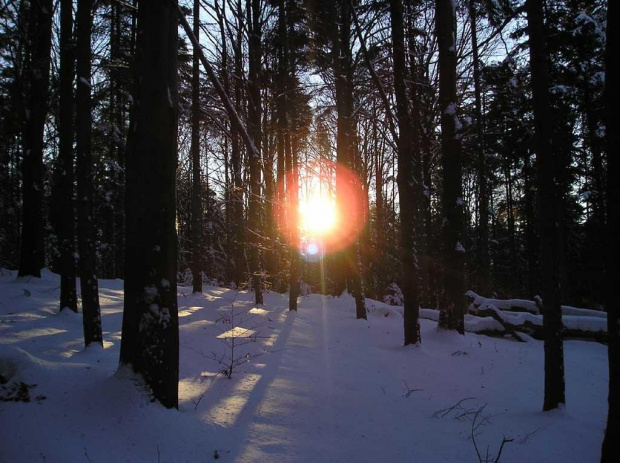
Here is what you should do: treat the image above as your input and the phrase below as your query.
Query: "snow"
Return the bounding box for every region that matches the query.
[444,102,457,116]
[0,270,609,462]
[79,77,91,88]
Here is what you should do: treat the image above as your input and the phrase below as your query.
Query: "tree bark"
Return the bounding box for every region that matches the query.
[247,0,263,305]
[390,0,420,345]
[191,0,202,293]
[525,0,565,411]
[54,0,78,312]
[120,0,179,409]
[76,0,103,347]
[18,0,53,278]
[333,0,366,319]
[602,0,619,458]
[468,0,491,297]
[436,0,465,334]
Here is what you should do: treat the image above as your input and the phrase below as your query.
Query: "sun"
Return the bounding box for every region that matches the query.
[299,193,337,236]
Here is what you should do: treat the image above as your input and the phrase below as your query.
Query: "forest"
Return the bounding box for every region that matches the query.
[0,0,618,461]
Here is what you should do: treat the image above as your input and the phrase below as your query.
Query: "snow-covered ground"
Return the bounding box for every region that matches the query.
[0,270,608,462]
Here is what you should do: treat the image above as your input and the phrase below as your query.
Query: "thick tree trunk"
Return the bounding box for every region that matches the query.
[191,0,202,293]
[54,0,77,312]
[436,0,465,333]
[120,0,179,409]
[76,0,103,347]
[390,0,420,345]
[602,0,619,459]
[525,0,565,411]
[18,0,53,278]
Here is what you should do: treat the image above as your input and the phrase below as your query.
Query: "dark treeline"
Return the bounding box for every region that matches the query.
[0,0,616,456]
[1,0,610,307]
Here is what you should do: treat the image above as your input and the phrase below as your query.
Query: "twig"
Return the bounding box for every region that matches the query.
[402,380,423,398]
[432,397,476,418]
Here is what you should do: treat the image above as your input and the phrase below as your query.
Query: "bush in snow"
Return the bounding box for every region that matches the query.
[298,280,311,297]
[211,294,269,379]
[383,283,404,306]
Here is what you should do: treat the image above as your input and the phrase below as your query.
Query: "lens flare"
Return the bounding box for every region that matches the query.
[306,242,319,255]
[275,160,368,258]
[300,194,337,235]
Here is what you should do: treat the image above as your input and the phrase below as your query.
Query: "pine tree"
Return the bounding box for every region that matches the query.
[190,0,203,294]
[76,0,103,347]
[602,0,619,458]
[390,0,420,344]
[18,0,53,278]
[120,0,179,409]
[525,0,565,411]
[436,0,465,333]
[53,0,78,313]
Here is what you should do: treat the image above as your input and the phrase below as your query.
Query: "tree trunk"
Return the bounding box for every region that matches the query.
[214,0,234,285]
[525,0,565,411]
[120,0,179,409]
[468,0,491,297]
[18,0,53,278]
[279,0,300,311]
[390,0,420,345]
[436,0,465,334]
[247,0,263,305]
[523,151,538,297]
[232,0,245,289]
[76,0,103,347]
[333,0,366,319]
[191,0,202,293]
[54,0,78,312]
[602,0,619,459]
[288,133,300,311]
[110,0,126,279]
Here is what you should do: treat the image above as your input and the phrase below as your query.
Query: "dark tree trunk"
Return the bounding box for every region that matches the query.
[602,0,619,459]
[76,0,103,347]
[214,0,234,284]
[421,127,436,310]
[525,0,565,411]
[120,0,179,409]
[288,135,300,311]
[523,152,538,298]
[232,0,245,289]
[436,0,465,333]
[468,0,491,297]
[276,0,288,293]
[390,0,420,345]
[54,0,78,312]
[18,0,53,278]
[275,0,286,282]
[191,0,202,293]
[374,130,386,299]
[110,0,126,279]
[248,0,263,305]
[279,0,299,311]
[333,0,366,319]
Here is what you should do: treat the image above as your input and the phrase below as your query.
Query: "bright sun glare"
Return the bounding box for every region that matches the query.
[300,194,337,235]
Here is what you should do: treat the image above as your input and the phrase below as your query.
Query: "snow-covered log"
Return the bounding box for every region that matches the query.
[464,292,607,342]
